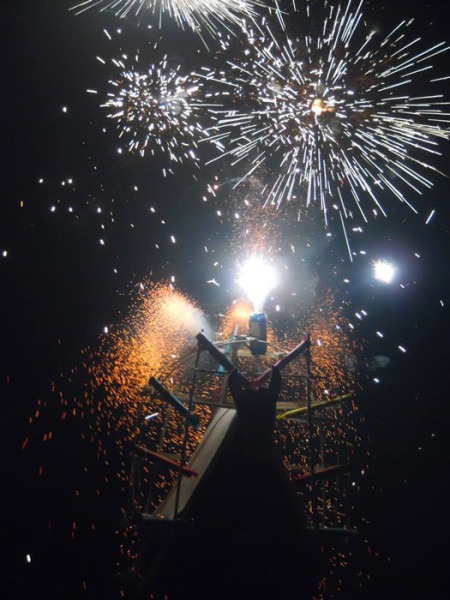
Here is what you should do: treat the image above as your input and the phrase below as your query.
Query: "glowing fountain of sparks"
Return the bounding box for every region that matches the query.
[202,0,450,238]
[86,281,212,453]
[237,255,278,312]
[373,260,396,284]
[71,0,262,40]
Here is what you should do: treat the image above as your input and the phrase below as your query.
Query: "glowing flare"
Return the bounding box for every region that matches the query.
[237,256,277,311]
[373,260,396,284]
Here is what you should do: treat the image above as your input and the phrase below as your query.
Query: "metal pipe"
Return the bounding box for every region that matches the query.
[144,405,170,513]
[196,332,236,371]
[292,463,354,484]
[175,342,202,518]
[189,368,233,375]
[252,337,311,388]
[134,445,198,478]
[306,335,314,480]
[196,331,249,387]
[319,425,326,526]
[145,377,200,430]
[181,398,234,409]
[276,394,352,420]
[126,400,143,519]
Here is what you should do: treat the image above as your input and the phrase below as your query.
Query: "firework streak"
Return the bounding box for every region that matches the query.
[71,0,262,39]
[200,1,450,227]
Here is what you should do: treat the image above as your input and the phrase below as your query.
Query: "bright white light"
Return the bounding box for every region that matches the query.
[374,260,395,284]
[237,256,277,312]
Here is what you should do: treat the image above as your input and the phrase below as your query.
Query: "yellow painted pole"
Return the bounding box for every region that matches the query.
[276,394,352,420]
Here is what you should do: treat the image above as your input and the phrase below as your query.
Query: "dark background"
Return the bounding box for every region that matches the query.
[1,1,449,598]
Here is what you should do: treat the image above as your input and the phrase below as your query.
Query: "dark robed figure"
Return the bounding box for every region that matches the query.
[138,368,318,599]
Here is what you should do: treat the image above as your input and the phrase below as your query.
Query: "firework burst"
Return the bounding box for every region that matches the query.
[103,53,214,167]
[71,0,262,39]
[203,0,450,227]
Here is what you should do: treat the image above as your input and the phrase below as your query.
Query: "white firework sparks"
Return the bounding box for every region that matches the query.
[103,53,213,166]
[201,0,450,226]
[71,0,263,39]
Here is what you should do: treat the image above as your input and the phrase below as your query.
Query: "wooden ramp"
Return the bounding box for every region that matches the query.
[155,406,237,519]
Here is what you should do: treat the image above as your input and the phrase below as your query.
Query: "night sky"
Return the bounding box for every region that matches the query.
[2,1,450,599]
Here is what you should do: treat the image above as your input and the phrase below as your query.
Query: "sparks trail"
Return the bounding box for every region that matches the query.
[71,0,262,40]
[201,0,450,226]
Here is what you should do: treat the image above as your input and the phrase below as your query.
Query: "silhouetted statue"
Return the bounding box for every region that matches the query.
[138,368,319,600]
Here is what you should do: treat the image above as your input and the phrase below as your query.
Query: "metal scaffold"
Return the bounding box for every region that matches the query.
[126,326,359,538]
